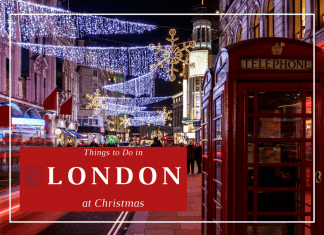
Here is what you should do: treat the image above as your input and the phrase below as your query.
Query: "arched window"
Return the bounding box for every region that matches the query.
[292,0,306,39]
[237,27,243,42]
[267,0,275,37]
[316,0,324,30]
[253,9,260,38]
[230,36,234,45]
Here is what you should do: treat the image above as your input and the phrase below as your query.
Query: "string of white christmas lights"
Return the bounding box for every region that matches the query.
[106,103,147,114]
[128,116,165,127]
[0,0,157,40]
[104,96,171,106]
[103,72,154,97]
[15,42,170,78]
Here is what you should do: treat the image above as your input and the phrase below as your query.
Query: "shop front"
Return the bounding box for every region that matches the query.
[201,38,324,235]
[77,126,101,145]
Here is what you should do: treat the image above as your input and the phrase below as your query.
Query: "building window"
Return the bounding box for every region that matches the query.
[267,0,275,37]
[237,27,243,42]
[206,28,209,42]
[202,27,205,42]
[196,79,200,92]
[196,93,200,108]
[6,58,9,93]
[43,77,46,99]
[316,0,324,30]
[22,78,26,99]
[82,115,88,126]
[197,27,201,42]
[93,70,98,77]
[34,73,37,103]
[93,82,98,92]
[293,0,306,39]
[253,9,260,38]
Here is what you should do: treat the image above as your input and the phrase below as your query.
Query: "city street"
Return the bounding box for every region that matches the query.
[38,212,133,235]
[0,0,323,234]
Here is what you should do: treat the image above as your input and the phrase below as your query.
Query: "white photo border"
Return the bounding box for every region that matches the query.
[9,12,316,224]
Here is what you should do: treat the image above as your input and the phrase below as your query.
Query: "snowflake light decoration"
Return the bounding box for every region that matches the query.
[86,89,109,115]
[149,29,196,82]
[152,130,162,139]
[157,106,172,124]
[119,115,132,128]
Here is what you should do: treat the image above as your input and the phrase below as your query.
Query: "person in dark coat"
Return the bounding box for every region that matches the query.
[90,140,98,147]
[66,142,73,147]
[187,141,196,174]
[195,142,202,174]
[151,137,163,147]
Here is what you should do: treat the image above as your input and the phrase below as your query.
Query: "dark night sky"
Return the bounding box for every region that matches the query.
[57,0,218,97]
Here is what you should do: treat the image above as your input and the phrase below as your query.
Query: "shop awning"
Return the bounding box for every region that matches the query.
[69,130,86,139]
[61,128,75,139]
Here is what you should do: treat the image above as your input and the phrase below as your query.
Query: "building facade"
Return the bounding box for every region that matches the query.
[219,0,324,48]
[181,4,219,143]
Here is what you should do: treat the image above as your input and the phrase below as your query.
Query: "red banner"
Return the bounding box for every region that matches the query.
[44,87,57,111]
[20,147,187,212]
[0,106,10,128]
[59,96,72,115]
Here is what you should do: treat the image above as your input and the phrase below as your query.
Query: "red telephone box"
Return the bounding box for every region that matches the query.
[202,38,324,235]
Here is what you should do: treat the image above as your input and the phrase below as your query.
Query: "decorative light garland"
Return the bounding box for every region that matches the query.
[105,104,147,116]
[104,96,172,106]
[149,29,196,81]
[129,116,165,127]
[15,42,169,78]
[119,114,132,128]
[0,0,157,40]
[103,72,154,97]
[85,89,109,115]
[106,109,160,117]
[157,106,172,124]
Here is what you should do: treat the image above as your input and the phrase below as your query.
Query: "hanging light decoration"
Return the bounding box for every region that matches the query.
[15,42,169,79]
[130,117,165,127]
[157,106,172,124]
[85,89,109,115]
[104,96,172,106]
[119,114,132,128]
[103,72,154,97]
[1,0,157,40]
[149,29,196,81]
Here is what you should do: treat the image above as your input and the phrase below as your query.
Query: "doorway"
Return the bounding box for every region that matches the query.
[237,82,318,235]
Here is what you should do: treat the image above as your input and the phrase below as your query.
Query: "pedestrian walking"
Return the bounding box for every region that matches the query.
[66,142,72,147]
[195,142,202,174]
[151,137,163,147]
[187,141,196,174]
[90,140,98,147]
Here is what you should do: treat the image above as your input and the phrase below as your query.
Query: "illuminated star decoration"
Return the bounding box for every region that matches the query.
[119,115,132,128]
[152,130,162,139]
[149,29,196,82]
[86,89,109,115]
[157,106,172,124]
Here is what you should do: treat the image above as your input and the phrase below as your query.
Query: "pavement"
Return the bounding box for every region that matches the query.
[126,170,202,235]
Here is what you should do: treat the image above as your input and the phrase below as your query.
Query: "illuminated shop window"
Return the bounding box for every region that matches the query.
[237,27,243,42]
[293,0,306,39]
[253,9,260,38]
[267,0,275,37]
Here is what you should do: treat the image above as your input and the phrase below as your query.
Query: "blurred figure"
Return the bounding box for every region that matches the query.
[186,141,196,174]
[66,142,72,147]
[151,137,162,147]
[90,140,98,147]
[195,142,202,174]
[57,142,63,147]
